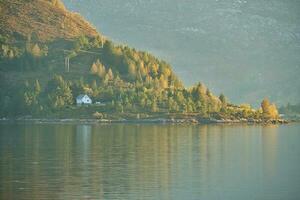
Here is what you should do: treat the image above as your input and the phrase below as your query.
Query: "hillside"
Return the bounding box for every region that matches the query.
[0,0,279,121]
[0,0,98,42]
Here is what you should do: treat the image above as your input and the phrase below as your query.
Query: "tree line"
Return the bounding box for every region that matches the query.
[0,72,279,120]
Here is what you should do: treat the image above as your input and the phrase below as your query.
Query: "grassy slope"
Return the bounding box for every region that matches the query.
[0,0,98,42]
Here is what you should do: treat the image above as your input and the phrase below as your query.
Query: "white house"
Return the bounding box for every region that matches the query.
[76,94,92,105]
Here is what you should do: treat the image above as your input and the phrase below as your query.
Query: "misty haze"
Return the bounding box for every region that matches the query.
[65,0,300,105]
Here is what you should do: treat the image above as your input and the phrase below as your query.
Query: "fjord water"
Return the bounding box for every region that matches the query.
[0,124,300,200]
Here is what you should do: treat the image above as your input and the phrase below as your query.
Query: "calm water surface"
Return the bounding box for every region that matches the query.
[0,123,300,200]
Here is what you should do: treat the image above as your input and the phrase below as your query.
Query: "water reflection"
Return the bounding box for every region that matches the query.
[0,124,299,200]
[262,125,279,179]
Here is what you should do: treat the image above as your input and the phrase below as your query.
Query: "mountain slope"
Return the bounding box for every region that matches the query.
[0,0,98,42]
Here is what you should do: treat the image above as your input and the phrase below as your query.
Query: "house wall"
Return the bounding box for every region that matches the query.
[76,96,92,105]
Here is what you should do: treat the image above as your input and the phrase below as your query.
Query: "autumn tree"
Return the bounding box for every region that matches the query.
[46,75,73,109]
[159,75,168,89]
[90,59,106,78]
[90,62,98,74]
[31,44,42,57]
[107,68,114,80]
[22,79,42,114]
[192,83,206,101]
[261,98,279,119]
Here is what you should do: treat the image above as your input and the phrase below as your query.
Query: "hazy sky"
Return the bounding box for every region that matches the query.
[63,0,300,106]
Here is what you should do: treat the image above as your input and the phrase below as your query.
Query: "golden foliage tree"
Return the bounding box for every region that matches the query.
[90,63,98,74]
[261,98,279,119]
[159,75,168,89]
[90,59,106,78]
[31,44,41,57]
[107,68,114,80]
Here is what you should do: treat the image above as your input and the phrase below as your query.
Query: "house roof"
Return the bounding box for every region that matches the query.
[76,94,90,100]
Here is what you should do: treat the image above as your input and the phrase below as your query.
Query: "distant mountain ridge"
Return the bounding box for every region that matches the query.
[0,0,98,42]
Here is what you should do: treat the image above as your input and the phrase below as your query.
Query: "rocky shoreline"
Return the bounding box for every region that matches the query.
[0,117,291,125]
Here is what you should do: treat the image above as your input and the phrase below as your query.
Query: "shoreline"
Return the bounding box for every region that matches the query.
[0,117,292,125]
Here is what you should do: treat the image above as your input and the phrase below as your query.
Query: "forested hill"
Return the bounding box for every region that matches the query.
[0,0,279,120]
